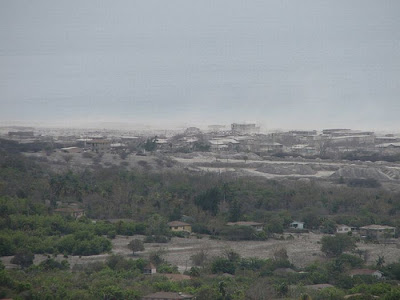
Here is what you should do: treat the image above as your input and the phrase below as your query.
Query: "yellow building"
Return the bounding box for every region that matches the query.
[167,221,192,233]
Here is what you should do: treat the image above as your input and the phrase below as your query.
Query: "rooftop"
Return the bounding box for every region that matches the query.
[167,221,191,227]
[376,142,400,148]
[360,225,395,230]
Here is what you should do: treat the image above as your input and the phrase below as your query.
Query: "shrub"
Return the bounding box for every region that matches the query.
[191,224,211,235]
[321,234,356,257]
[190,250,209,267]
[127,239,144,255]
[11,250,34,268]
[38,258,69,271]
[220,225,257,241]
[211,257,236,274]
[144,235,170,243]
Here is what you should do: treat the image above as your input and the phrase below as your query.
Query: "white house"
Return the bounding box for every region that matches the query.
[290,221,304,230]
[336,224,357,234]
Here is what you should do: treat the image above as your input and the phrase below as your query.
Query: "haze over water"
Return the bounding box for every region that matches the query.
[1,1,400,131]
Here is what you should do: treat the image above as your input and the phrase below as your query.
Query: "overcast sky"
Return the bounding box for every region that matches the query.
[1,1,399,131]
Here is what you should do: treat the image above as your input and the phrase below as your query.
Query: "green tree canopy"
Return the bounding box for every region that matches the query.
[321,234,356,257]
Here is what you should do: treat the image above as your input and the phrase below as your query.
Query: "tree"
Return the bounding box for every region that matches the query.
[190,249,209,267]
[211,257,236,274]
[149,249,166,266]
[303,211,322,230]
[194,187,222,215]
[144,137,157,152]
[224,249,241,263]
[228,199,241,222]
[127,239,144,255]
[321,234,356,257]
[62,154,73,163]
[273,247,289,261]
[317,136,332,158]
[274,282,289,297]
[376,255,385,268]
[220,225,256,241]
[145,214,170,236]
[11,250,34,268]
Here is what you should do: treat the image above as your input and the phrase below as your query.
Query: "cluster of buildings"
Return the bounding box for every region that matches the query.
[156,126,400,158]
[2,125,400,159]
[168,219,396,243]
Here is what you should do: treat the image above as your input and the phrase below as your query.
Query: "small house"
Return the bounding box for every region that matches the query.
[167,221,192,233]
[336,224,357,234]
[290,221,304,230]
[259,142,284,153]
[143,263,157,275]
[142,292,194,300]
[359,225,396,241]
[226,221,264,232]
[61,147,82,154]
[87,139,111,152]
[54,207,85,219]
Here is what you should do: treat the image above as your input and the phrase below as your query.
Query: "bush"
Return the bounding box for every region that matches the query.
[171,231,186,238]
[190,250,208,267]
[189,266,201,277]
[127,239,144,255]
[11,250,34,268]
[347,178,381,188]
[38,258,69,271]
[106,255,139,271]
[238,258,268,271]
[315,287,345,300]
[191,224,211,235]
[321,234,356,257]
[211,257,236,274]
[143,235,170,243]
[382,262,400,280]
[82,152,93,159]
[157,263,178,274]
[220,225,258,241]
[56,234,112,256]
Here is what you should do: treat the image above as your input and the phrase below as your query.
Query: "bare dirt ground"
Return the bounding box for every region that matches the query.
[136,234,400,272]
[3,233,400,272]
[171,154,400,184]
[25,150,400,187]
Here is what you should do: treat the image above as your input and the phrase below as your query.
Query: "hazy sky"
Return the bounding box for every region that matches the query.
[1,1,400,130]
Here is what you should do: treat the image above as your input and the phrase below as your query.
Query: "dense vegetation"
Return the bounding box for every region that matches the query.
[2,144,400,299]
